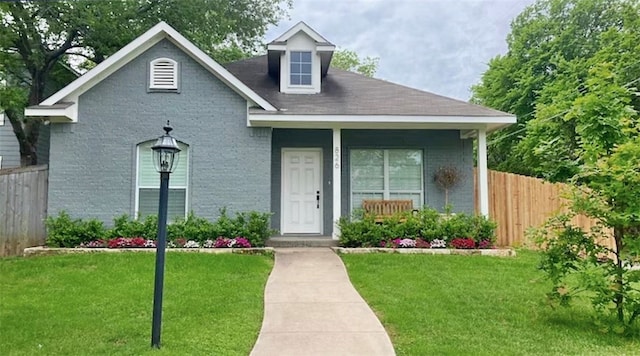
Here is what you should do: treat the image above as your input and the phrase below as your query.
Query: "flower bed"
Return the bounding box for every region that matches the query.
[339,208,498,249]
[78,236,253,249]
[46,209,273,249]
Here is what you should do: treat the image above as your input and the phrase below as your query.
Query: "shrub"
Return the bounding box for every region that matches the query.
[338,207,498,248]
[168,211,216,242]
[46,211,107,247]
[109,214,157,239]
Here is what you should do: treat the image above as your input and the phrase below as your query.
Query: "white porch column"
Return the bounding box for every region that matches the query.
[477,128,490,216]
[332,128,342,239]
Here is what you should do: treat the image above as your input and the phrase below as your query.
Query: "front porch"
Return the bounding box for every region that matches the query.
[269,127,492,240]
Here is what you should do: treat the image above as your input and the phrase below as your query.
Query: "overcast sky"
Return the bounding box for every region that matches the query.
[264,0,536,101]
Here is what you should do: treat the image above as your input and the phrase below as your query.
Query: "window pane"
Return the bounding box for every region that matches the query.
[389,192,421,210]
[290,63,301,74]
[290,75,301,85]
[300,75,312,85]
[139,188,186,221]
[352,192,384,211]
[301,63,312,74]
[351,149,384,190]
[300,51,312,62]
[291,51,301,62]
[389,150,422,190]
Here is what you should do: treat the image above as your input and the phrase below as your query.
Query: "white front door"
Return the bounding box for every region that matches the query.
[282,149,322,234]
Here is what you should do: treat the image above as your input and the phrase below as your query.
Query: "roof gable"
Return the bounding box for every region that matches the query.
[30,22,275,121]
[269,21,333,45]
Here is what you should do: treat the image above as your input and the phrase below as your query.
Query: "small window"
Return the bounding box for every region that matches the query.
[136,141,188,220]
[290,51,312,86]
[149,58,178,90]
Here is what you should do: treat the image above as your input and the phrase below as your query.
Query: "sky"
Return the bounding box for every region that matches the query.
[264,0,536,101]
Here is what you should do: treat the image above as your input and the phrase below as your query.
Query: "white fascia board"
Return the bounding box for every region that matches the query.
[267,44,287,51]
[41,22,276,112]
[0,111,4,126]
[316,45,336,52]
[272,21,330,43]
[248,114,515,132]
[25,102,77,122]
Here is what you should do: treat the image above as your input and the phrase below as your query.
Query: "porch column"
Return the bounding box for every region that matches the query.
[477,128,489,216]
[332,128,342,239]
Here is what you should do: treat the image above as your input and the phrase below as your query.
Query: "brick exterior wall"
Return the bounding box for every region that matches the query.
[47,39,271,224]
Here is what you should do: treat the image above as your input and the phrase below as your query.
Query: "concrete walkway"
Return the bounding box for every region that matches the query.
[250,248,396,356]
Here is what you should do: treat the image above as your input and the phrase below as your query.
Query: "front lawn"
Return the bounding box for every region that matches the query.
[341,250,640,355]
[0,252,273,355]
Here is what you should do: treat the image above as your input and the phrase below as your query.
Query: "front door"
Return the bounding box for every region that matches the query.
[281,148,322,234]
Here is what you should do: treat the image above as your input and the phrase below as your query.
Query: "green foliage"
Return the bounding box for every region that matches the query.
[330,49,379,77]
[471,0,640,180]
[533,212,640,330]
[109,214,158,239]
[338,208,497,247]
[45,209,273,247]
[45,211,106,247]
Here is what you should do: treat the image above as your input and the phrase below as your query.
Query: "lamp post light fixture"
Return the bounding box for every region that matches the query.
[150,121,181,349]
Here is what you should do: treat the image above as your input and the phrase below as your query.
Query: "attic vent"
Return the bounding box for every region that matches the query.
[150,58,178,90]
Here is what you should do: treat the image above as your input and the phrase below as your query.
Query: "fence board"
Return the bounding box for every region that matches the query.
[0,165,48,257]
[475,169,614,249]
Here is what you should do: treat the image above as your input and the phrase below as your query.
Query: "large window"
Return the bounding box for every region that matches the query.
[136,141,188,219]
[290,51,312,85]
[350,149,423,211]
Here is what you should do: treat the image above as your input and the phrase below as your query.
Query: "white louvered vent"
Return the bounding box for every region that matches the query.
[150,58,178,90]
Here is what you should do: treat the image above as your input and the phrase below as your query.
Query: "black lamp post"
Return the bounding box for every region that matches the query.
[150,121,181,349]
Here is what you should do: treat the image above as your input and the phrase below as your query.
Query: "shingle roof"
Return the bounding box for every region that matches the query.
[224,55,512,117]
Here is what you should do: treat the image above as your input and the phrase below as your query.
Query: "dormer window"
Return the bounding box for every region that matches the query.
[290,51,312,86]
[149,58,178,90]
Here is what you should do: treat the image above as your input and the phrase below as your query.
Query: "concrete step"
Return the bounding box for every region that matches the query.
[266,236,339,248]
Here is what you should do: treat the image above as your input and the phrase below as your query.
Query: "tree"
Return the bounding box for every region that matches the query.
[532,63,640,330]
[330,49,379,77]
[484,0,640,331]
[471,0,640,180]
[0,0,290,166]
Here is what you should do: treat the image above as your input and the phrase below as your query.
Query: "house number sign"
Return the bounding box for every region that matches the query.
[334,147,340,169]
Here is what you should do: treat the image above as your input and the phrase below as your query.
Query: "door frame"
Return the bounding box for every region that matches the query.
[280,147,323,234]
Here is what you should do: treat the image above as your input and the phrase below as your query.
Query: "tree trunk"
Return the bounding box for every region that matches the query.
[613,226,625,323]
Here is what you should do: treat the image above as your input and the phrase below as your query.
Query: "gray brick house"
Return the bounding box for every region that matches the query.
[26,22,515,238]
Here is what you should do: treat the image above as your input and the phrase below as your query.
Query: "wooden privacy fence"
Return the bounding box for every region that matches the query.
[475,169,614,248]
[0,165,48,257]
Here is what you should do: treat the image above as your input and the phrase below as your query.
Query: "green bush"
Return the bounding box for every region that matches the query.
[45,209,273,248]
[46,211,106,247]
[109,214,158,239]
[338,207,498,248]
[168,211,216,242]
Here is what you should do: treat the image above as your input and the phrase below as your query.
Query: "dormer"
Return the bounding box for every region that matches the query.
[267,22,335,94]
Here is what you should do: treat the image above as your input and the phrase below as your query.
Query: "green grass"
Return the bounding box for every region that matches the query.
[0,252,273,355]
[341,250,640,355]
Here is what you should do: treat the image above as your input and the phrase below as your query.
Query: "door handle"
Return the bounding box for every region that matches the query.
[316,190,320,209]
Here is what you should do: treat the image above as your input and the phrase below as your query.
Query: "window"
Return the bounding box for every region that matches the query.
[290,51,312,85]
[350,149,423,211]
[149,58,178,90]
[136,141,188,219]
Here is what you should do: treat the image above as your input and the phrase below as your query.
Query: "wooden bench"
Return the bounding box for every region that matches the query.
[362,200,414,222]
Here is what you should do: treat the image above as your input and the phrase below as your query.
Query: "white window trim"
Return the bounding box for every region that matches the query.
[350,149,424,211]
[0,111,5,126]
[289,50,313,87]
[134,141,189,219]
[149,57,178,90]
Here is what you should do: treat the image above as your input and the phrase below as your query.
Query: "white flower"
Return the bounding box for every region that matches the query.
[184,240,200,248]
